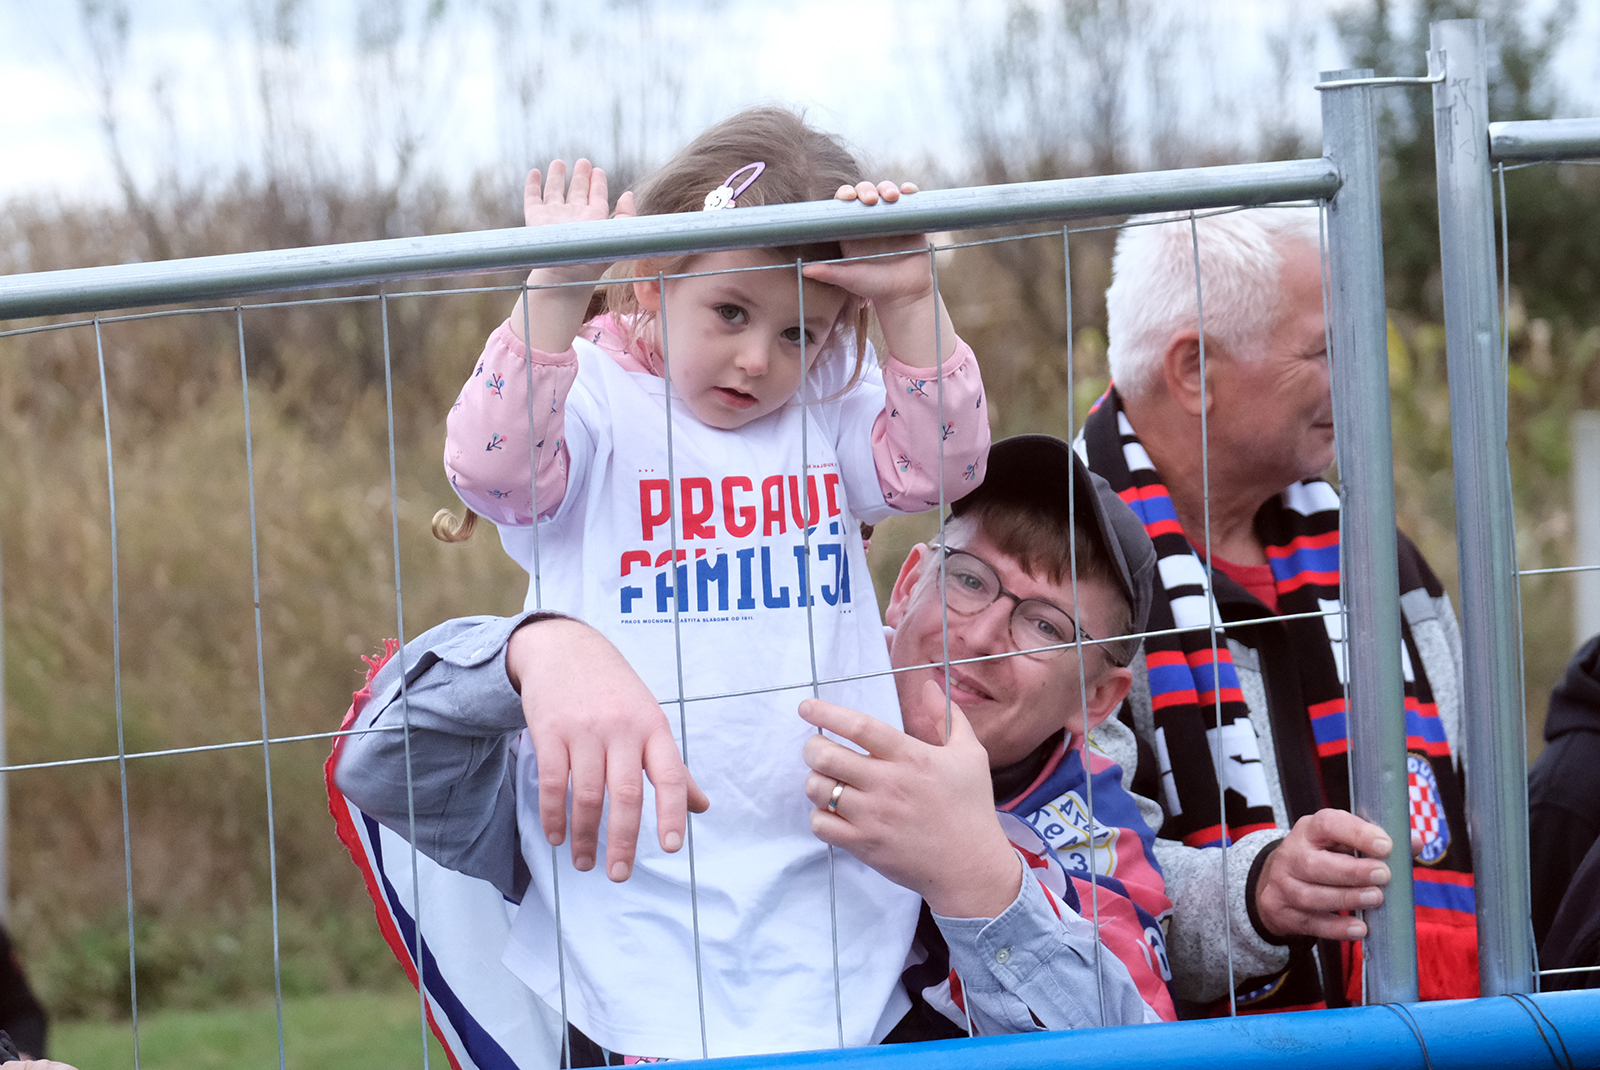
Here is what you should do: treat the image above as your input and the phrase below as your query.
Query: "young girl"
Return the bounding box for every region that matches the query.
[438,107,989,1059]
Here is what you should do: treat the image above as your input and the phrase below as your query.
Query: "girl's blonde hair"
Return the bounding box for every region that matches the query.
[606,105,873,384]
[438,107,876,545]
[432,507,478,543]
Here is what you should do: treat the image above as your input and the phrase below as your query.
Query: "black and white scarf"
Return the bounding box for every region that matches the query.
[1081,387,1477,1009]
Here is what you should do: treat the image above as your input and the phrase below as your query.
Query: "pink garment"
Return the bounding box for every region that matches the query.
[445,314,988,526]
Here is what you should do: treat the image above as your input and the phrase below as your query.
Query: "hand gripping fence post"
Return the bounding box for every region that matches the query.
[1430,18,1536,997]
[1320,67,1419,1004]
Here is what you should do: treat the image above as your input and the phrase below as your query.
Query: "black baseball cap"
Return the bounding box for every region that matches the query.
[950,434,1155,642]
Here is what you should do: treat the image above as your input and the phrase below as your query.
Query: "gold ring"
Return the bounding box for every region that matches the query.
[826,781,846,813]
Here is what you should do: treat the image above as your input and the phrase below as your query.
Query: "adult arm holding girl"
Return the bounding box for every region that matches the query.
[338,435,1176,1046]
[334,612,1171,1038]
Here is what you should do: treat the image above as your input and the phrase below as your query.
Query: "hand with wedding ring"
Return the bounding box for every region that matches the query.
[800,680,1023,919]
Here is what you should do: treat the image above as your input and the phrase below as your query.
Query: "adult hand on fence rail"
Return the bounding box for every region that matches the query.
[510,158,637,353]
[506,616,709,882]
[1254,808,1395,941]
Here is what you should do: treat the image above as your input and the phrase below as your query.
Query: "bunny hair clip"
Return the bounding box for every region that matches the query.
[702,162,766,211]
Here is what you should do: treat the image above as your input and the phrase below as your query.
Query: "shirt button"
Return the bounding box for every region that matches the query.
[995,948,1011,964]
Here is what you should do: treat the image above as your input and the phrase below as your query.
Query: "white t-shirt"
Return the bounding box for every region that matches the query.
[497,337,920,1059]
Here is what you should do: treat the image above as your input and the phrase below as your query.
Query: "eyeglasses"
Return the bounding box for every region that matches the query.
[937,548,1096,660]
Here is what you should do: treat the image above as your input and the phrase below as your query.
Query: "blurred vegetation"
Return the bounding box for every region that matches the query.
[0,186,533,1019]
[1333,0,1600,746]
[2,0,1599,1032]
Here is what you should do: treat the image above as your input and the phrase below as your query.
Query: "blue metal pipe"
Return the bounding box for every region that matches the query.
[672,991,1600,1070]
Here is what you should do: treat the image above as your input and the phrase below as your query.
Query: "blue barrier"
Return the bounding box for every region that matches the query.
[674,991,1600,1070]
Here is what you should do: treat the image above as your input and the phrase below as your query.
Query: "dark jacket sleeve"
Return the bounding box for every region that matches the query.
[0,925,47,1059]
[1529,741,1600,947]
[1539,836,1600,989]
[1529,632,1600,946]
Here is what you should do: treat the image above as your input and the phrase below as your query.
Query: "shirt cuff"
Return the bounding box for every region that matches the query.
[403,611,570,732]
[932,854,1090,996]
[881,336,974,381]
[488,318,580,366]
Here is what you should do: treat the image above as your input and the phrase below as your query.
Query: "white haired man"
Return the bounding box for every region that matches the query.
[1080,209,1477,1013]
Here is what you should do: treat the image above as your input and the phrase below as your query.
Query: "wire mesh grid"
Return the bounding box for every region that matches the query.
[0,139,1563,1066]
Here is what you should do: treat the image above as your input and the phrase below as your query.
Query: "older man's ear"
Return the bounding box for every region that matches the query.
[1161,330,1215,419]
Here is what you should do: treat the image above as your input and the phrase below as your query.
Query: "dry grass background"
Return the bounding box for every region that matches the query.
[0,184,1593,1021]
[0,199,536,1015]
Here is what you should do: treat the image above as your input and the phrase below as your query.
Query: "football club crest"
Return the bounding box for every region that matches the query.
[1407,752,1450,864]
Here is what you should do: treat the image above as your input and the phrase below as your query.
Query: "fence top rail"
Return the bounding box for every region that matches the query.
[0,157,1338,321]
[1490,117,1600,163]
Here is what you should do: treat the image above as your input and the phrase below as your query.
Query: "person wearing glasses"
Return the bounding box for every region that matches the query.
[332,435,1175,1066]
[798,434,1175,1037]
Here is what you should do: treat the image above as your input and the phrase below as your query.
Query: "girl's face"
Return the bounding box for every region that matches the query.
[633,249,851,430]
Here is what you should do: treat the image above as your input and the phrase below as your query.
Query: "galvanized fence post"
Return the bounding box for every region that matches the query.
[1431,17,1535,996]
[1320,67,1419,1004]
[1575,411,1600,644]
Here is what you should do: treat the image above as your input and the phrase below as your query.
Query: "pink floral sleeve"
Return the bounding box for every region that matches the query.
[443,319,577,526]
[873,339,990,512]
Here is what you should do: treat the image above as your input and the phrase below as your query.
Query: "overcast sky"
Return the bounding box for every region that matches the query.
[3,0,1598,205]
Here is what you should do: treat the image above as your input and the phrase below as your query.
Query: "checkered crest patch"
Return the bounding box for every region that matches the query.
[1407,752,1451,864]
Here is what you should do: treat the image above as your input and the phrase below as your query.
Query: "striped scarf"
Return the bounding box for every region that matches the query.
[1081,388,1477,1009]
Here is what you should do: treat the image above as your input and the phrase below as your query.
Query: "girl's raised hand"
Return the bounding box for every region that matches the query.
[809,178,933,307]
[804,230,935,309]
[804,179,956,369]
[511,160,636,349]
[835,179,919,205]
[525,159,637,229]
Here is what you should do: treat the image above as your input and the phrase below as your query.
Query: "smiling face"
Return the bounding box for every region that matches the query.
[632,249,852,430]
[884,518,1133,767]
[1209,240,1335,490]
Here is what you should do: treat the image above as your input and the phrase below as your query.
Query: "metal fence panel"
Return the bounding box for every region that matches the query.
[6,54,1588,1058]
[0,162,1340,319]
